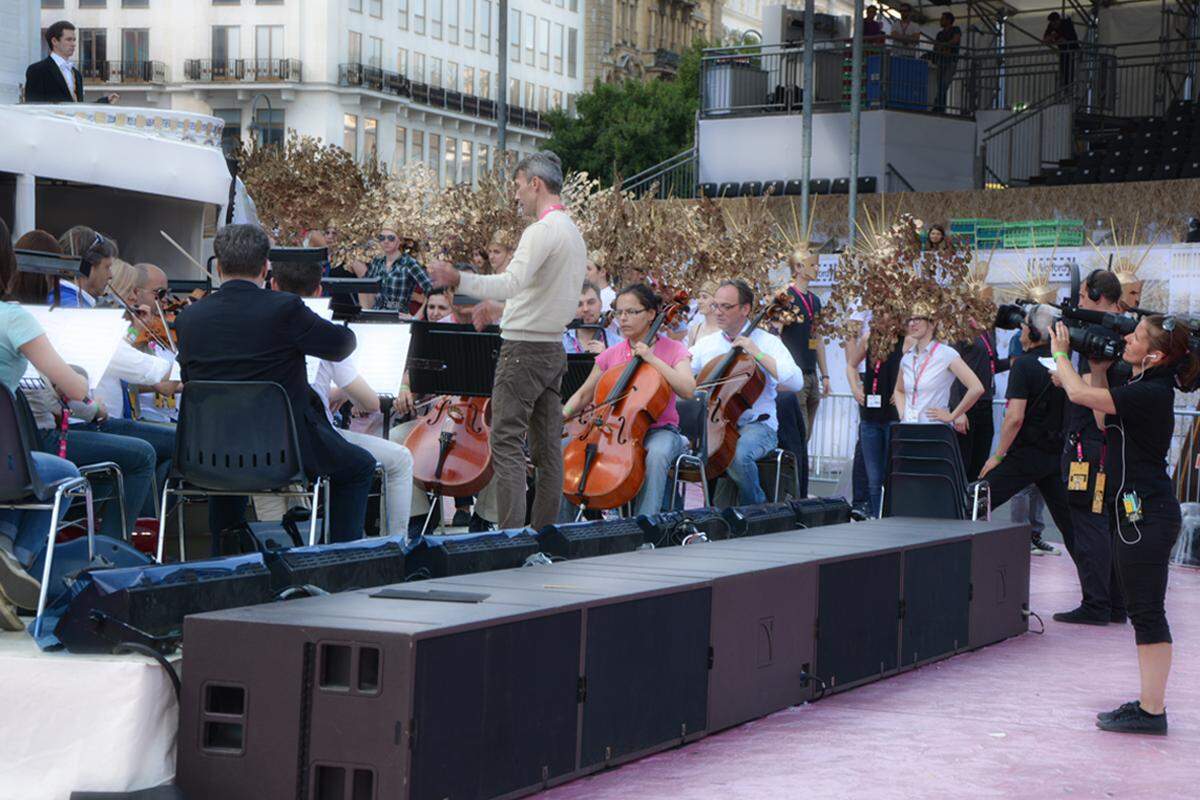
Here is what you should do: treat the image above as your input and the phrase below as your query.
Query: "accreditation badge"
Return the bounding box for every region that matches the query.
[866,394,883,408]
[1092,473,1106,514]
[1067,461,1090,492]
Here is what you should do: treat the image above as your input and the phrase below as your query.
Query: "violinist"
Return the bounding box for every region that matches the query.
[563,284,695,516]
[50,226,116,307]
[691,280,804,505]
[563,282,616,355]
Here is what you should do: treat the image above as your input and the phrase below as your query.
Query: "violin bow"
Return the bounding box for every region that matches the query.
[160,230,219,283]
[104,285,175,354]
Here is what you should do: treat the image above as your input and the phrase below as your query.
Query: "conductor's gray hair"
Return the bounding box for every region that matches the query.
[516,151,564,194]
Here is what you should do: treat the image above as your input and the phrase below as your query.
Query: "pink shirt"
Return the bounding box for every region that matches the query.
[595,335,691,430]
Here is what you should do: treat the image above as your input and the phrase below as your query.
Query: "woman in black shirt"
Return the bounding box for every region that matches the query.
[1050,316,1199,736]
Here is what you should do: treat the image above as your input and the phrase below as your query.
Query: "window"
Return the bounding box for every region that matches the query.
[460,140,473,185]
[214,109,242,156]
[480,1,491,53]
[254,108,284,146]
[255,26,283,63]
[509,9,520,62]
[428,133,441,181]
[79,0,106,7]
[508,77,519,105]
[446,61,458,91]
[368,36,383,68]
[413,52,425,82]
[350,0,362,11]
[463,0,475,48]
[552,89,562,109]
[343,114,358,157]
[431,0,443,39]
[412,129,424,164]
[524,81,534,109]
[446,0,458,45]
[445,136,457,184]
[479,68,490,99]
[539,85,549,112]
[212,26,239,66]
[414,0,426,34]
[398,0,409,30]
[479,143,489,173]
[370,0,383,17]
[430,57,441,87]
[462,65,474,96]
[394,126,407,171]
[553,23,563,74]
[79,29,107,79]
[524,14,535,65]
[567,28,577,78]
[364,118,378,161]
[397,47,408,76]
[348,31,362,63]
[569,0,577,11]
[538,18,550,70]
[567,92,576,115]
[123,29,150,64]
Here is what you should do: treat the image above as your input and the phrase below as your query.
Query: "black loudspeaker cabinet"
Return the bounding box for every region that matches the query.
[815,552,902,690]
[55,555,275,653]
[408,530,541,578]
[637,507,732,546]
[721,503,798,538]
[900,540,972,667]
[537,518,645,560]
[968,522,1031,648]
[262,536,407,594]
[790,497,852,528]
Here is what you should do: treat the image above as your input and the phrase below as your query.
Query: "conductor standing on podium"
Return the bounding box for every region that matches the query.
[428,152,587,530]
[24,21,119,105]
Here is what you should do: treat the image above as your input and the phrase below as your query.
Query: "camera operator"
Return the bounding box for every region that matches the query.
[978,304,1076,550]
[1049,315,1197,735]
[1052,269,1128,627]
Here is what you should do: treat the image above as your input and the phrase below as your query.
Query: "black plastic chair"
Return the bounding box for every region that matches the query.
[669,391,711,510]
[1075,164,1100,183]
[740,181,764,197]
[882,471,963,519]
[888,424,990,519]
[717,182,740,198]
[858,176,878,194]
[0,386,100,638]
[763,179,786,197]
[830,177,850,194]
[784,179,805,195]
[1127,161,1155,181]
[756,447,802,503]
[697,183,718,198]
[1155,161,1183,180]
[1100,162,1128,182]
[811,178,832,195]
[159,381,329,562]
[1183,158,1200,179]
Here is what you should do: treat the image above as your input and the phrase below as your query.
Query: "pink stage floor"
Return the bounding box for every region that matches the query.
[538,554,1200,800]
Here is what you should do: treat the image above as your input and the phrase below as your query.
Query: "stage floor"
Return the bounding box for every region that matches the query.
[0,631,178,799]
[537,555,1200,800]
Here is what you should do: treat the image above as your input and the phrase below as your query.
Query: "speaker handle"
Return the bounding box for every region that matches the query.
[275,584,332,602]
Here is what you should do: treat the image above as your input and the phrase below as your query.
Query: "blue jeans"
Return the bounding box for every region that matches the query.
[727,421,778,505]
[635,427,687,517]
[0,453,80,567]
[859,420,892,518]
[89,418,175,517]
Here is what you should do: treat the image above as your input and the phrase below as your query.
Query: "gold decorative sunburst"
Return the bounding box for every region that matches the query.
[1089,214,1155,310]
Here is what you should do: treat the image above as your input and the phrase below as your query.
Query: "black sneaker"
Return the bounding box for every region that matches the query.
[1052,606,1109,626]
[451,509,472,528]
[1097,701,1140,723]
[1110,610,1128,624]
[467,513,494,533]
[1031,535,1059,555]
[1096,704,1167,735]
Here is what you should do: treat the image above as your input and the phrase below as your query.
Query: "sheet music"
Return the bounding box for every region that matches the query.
[347,322,412,393]
[20,306,128,388]
[303,298,335,384]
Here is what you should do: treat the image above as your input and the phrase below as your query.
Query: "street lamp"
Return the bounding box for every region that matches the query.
[247,92,274,146]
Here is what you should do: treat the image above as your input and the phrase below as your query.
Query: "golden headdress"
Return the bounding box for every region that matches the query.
[1012,259,1058,305]
[1089,216,1154,310]
[776,198,820,273]
[966,249,997,303]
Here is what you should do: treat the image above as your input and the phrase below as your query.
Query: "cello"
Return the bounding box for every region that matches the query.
[693,292,793,479]
[562,292,688,510]
[405,395,493,500]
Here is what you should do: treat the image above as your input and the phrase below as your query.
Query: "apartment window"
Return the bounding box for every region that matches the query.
[479,143,489,172]
[479,68,490,99]
[447,0,458,45]
[368,36,383,68]
[370,0,383,17]
[397,47,408,76]
[431,0,443,39]
[413,52,425,82]
[567,92,576,115]
[508,77,519,105]
[430,57,441,87]
[214,109,242,156]
[539,85,549,112]
[350,0,362,11]
[538,18,550,70]
[212,26,240,66]
[480,1,491,54]
[398,0,409,30]
[343,114,358,158]
[524,14,535,66]
[254,108,285,146]
[509,9,520,62]
[428,133,441,181]
[447,61,458,91]
[553,23,564,74]
[364,118,378,161]
[77,1,104,7]
[412,129,424,164]
[460,140,473,185]
[463,0,475,48]
[524,81,534,109]
[255,26,283,63]
[394,126,407,171]
[462,66,474,96]
[567,28,577,79]
[414,0,426,34]
[79,29,107,79]
[444,136,457,184]
[556,0,564,7]
[348,31,362,63]
[569,0,577,11]
[552,89,562,109]
[122,29,150,64]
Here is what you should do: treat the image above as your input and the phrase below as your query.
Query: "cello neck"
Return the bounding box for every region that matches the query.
[712,306,773,380]
[602,308,670,405]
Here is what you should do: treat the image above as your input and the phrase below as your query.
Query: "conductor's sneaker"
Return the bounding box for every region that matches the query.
[1052,606,1109,626]
[1031,535,1059,555]
[1097,701,1140,723]
[0,548,40,612]
[1096,704,1167,735]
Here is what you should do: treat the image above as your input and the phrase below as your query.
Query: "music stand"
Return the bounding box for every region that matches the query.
[15,250,83,278]
[561,354,595,398]
[168,278,211,294]
[407,321,501,398]
[269,246,328,264]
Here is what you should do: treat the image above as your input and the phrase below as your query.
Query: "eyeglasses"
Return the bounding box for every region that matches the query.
[152,288,168,300]
[712,302,742,312]
[613,308,648,318]
[377,234,398,242]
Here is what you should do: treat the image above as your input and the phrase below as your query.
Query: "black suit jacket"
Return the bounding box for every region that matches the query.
[24,56,111,104]
[175,280,359,477]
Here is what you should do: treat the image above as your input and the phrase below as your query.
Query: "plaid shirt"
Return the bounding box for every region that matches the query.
[366,253,434,311]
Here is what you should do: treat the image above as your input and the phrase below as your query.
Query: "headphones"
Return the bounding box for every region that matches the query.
[67,232,105,278]
[1085,269,1105,303]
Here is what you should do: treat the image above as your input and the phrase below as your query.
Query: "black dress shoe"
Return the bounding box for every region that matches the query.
[451,509,472,528]
[1110,610,1128,624]
[1096,703,1167,735]
[1052,606,1108,625]
[467,513,494,533]
[1097,700,1140,722]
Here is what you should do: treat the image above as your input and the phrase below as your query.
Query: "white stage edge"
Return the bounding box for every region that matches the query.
[0,631,178,799]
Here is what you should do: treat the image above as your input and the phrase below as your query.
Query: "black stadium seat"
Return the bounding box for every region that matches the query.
[1075,164,1100,183]
[1127,162,1155,181]
[830,177,850,194]
[809,178,831,194]
[697,182,718,198]
[858,176,878,193]
[739,181,764,197]
[1100,162,1128,182]
[785,179,805,195]
[763,179,786,197]
[1182,157,1200,179]
[1154,161,1183,180]
[717,182,740,198]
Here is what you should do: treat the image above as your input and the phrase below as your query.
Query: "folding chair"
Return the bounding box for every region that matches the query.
[669,391,711,510]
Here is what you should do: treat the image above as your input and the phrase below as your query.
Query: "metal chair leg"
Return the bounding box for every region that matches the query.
[177,495,186,562]
[772,450,784,503]
[376,464,388,537]
[156,478,171,563]
[420,493,441,538]
[699,464,710,507]
[322,479,332,544]
[307,478,322,546]
[33,478,87,639]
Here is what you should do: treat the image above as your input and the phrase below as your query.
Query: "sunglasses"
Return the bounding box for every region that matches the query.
[377,234,398,242]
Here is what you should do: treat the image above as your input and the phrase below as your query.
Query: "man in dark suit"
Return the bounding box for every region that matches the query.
[175,224,376,549]
[25,20,119,104]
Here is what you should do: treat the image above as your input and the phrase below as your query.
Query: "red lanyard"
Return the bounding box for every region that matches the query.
[870,360,883,395]
[57,396,70,458]
[978,334,996,375]
[791,287,815,319]
[909,343,941,407]
[539,204,566,221]
[1078,439,1107,472]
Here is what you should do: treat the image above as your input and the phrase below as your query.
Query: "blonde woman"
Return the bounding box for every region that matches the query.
[687,281,721,347]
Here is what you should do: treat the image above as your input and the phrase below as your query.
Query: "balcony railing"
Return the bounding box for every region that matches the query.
[337,62,549,132]
[82,60,168,85]
[183,58,303,83]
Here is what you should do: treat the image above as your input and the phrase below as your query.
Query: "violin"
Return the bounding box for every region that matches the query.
[562,291,688,510]
[404,395,493,498]
[692,292,792,479]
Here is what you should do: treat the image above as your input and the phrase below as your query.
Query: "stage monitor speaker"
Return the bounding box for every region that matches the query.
[721,503,797,538]
[54,554,275,653]
[537,518,645,560]
[790,497,852,529]
[407,529,541,578]
[816,553,902,691]
[262,536,407,594]
[968,524,1032,649]
[901,540,972,667]
[637,507,732,546]
[70,789,186,800]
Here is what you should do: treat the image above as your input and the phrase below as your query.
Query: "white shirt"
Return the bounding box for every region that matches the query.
[898,340,960,423]
[691,327,804,431]
[50,52,76,99]
[94,340,178,417]
[599,285,617,312]
[311,353,361,426]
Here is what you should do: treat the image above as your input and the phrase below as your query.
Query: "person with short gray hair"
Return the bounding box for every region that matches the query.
[515,151,564,194]
[213,224,271,279]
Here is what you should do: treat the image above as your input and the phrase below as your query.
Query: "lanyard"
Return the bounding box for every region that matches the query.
[791,287,815,319]
[978,334,996,375]
[539,204,566,221]
[909,342,941,408]
[871,360,883,395]
[1078,438,1107,472]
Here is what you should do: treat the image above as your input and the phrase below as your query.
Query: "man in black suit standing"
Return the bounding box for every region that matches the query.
[175,224,376,549]
[25,20,119,104]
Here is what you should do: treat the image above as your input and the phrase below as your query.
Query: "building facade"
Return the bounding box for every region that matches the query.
[2,0,40,104]
[36,0,586,186]
[583,0,723,87]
